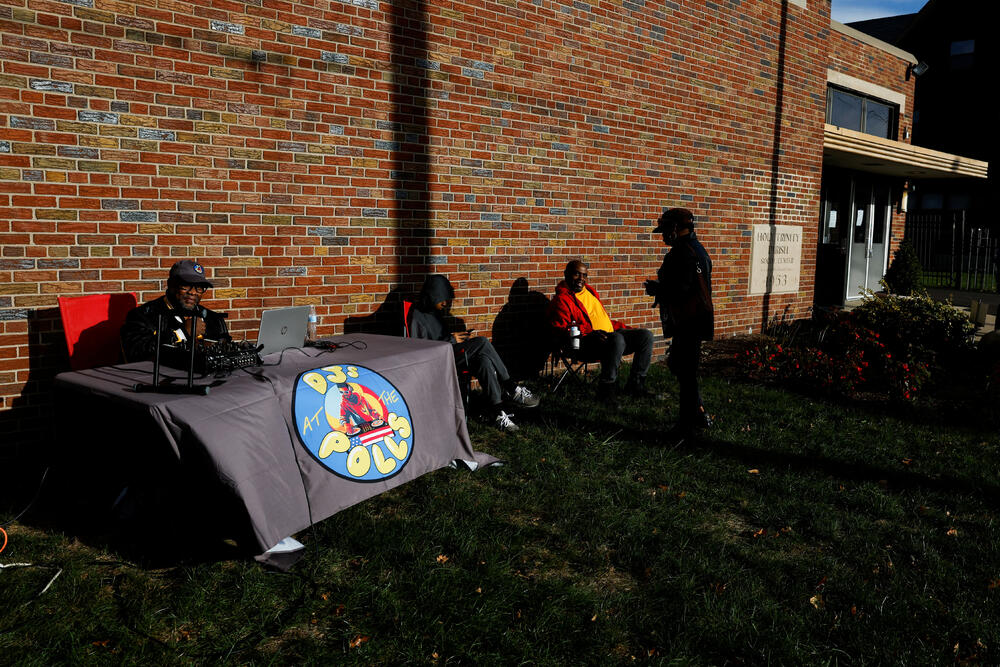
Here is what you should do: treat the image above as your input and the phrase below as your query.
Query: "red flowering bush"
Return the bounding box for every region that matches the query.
[737,298,943,401]
[738,341,865,396]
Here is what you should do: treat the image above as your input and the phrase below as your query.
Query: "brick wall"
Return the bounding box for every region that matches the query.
[1,0,832,452]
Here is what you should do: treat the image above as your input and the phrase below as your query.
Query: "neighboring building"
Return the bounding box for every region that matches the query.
[892,0,994,223]
[0,0,986,452]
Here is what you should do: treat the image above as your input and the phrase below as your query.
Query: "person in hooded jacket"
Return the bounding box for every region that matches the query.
[645,207,714,442]
[409,275,539,432]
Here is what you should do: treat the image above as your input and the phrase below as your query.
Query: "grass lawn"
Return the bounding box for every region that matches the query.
[921,272,997,294]
[2,355,999,665]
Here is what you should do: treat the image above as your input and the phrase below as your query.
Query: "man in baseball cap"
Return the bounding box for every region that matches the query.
[120,260,230,362]
[645,207,714,443]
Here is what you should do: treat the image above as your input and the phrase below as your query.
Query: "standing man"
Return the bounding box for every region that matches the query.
[645,208,714,440]
[548,259,654,399]
[120,259,230,362]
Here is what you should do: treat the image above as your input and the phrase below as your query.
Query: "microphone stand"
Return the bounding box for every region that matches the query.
[152,311,163,387]
[187,310,198,390]
[133,309,210,395]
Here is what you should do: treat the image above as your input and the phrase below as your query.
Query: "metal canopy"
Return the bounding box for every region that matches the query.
[823,124,989,180]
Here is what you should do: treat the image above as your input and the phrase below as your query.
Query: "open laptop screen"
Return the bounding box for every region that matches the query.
[256,306,310,355]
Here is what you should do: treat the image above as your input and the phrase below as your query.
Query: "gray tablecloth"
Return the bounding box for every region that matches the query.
[54,334,497,567]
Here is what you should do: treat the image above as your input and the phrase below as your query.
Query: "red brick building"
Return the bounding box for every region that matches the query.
[0,0,985,452]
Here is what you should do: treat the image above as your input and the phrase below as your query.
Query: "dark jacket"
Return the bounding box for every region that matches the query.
[409,275,457,342]
[120,295,230,362]
[547,282,626,336]
[656,232,714,340]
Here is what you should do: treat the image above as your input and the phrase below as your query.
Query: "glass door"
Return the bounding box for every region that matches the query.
[846,179,892,299]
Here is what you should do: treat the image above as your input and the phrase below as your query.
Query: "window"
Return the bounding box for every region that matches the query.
[826,86,897,139]
[950,39,974,70]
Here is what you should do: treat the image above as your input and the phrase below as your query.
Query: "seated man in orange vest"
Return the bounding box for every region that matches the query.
[548,259,654,399]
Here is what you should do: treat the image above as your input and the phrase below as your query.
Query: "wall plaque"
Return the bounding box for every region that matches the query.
[749,224,802,295]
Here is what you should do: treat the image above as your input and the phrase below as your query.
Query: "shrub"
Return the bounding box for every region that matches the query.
[882,241,924,296]
[851,290,974,361]
[738,293,970,401]
[738,319,931,401]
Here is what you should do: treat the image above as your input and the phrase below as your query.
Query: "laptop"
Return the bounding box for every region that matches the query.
[256,306,311,355]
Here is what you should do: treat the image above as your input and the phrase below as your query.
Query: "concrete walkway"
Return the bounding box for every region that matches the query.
[926,287,998,339]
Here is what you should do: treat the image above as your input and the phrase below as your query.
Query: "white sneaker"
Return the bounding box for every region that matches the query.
[495,410,519,432]
[508,385,540,408]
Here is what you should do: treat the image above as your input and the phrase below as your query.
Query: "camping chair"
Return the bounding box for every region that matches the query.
[58,293,138,370]
[548,329,646,394]
[403,300,472,406]
[548,331,594,393]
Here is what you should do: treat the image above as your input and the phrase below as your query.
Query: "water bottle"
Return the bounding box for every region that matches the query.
[307,305,318,343]
[569,322,580,350]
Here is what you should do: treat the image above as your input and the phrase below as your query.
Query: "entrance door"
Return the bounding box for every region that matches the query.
[845,179,891,299]
[867,185,891,289]
[815,172,852,305]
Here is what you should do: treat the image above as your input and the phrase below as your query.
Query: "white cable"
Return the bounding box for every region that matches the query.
[39,569,63,595]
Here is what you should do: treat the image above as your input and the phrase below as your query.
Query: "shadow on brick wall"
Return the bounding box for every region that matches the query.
[0,306,66,525]
[492,278,552,380]
[761,0,790,330]
[343,286,409,336]
[387,0,435,289]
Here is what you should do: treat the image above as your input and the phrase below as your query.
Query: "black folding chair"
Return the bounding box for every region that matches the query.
[548,333,594,393]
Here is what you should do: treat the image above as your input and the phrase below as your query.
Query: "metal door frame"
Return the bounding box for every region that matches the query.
[844,178,891,300]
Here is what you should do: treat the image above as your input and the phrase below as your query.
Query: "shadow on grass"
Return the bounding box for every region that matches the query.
[534,399,1000,510]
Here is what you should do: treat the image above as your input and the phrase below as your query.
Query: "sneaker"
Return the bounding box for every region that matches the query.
[495,410,519,432]
[507,384,540,408]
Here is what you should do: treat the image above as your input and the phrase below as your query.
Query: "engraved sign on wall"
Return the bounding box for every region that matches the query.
[749,224,802,295]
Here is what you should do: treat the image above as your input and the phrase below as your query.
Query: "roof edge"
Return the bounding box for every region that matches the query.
[831,19,918,64]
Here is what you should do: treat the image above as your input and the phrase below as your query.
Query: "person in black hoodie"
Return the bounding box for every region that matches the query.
[645,208,714,442]
[410,275,539,431]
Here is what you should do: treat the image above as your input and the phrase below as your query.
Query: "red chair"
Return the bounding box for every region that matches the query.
[58,293,138,370]
[402,299,414,337]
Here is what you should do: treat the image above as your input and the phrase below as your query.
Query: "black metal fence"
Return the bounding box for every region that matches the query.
[905,211,998,292]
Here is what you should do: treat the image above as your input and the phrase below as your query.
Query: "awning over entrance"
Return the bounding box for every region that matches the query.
[823,124,989,180]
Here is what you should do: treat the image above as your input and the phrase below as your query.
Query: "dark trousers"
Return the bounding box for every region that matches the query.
[667,333,704,427]
[579,328,654,384]
[455,336,510,406]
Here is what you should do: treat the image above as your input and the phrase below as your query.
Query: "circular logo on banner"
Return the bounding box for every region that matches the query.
[293,364,414,482]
